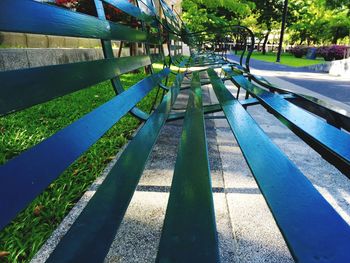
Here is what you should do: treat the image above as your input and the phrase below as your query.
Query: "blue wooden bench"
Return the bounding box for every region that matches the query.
[1,0,350,262]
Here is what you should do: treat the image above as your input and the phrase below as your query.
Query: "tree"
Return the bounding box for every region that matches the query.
[253,0,283,54]
[288,0,350,45]
[181,0,254,43]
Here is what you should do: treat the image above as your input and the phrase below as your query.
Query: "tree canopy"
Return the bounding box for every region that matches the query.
[181,0,350,46]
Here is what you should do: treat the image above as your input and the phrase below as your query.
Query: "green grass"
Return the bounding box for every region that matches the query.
[0,44,25,48]
[238,51,325,67]
[0,64,175,262]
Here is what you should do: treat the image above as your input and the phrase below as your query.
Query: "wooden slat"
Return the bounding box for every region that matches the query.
[167,104,222,122]
[0,55,152,116]
[160,0,178,22]
[224,67,350,177]
[138,0,159,16]
[247,72,350,132]
[157,72,219,262]
[208,68,350,263]
[46,73,184,263]
[0,0,158,43]
[0,68,170,232]
[150,53,164,63]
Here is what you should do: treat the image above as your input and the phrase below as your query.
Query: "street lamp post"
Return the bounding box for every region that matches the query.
[276,0,288,63]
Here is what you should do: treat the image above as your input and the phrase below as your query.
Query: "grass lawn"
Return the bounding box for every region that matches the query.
[0,62,176,262]
[237,51,325,67]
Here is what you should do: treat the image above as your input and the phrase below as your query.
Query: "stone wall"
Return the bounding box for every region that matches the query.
[306,57,350,77]
[0,48,131,71]
[0,32,101,48]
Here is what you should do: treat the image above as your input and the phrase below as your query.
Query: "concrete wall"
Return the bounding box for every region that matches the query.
[0,48,133,71]
[0,32,101,48]
[307,57,350,77]
[329,57,350,77]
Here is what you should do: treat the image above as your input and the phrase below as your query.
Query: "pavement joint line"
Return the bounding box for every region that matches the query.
[205,74,240,261]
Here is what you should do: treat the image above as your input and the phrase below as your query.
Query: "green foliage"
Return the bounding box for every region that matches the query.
[181,0,350,48]
[253,0,283,30]
[325,0,350,9]
[182,0,254,41]
[239,51,325,67]
[288,0,350,45]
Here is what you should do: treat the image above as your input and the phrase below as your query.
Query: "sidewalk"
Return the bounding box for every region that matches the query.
[227,54,350,107]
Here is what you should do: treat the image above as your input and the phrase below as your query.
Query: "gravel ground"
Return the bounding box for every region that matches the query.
[31,71,350,263]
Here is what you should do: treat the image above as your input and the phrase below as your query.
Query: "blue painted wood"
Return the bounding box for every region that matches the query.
[0,56,152,116]
[0,68,170,231]
[0,0,157,43]
[157,72,219,262]
[208,68,350,263]
[46,73,184,263]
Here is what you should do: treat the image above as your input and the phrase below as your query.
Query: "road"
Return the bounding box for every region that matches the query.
[227,54,350,106]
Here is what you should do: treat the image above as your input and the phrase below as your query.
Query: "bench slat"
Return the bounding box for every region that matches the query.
[160,0,178,22]
[208,68,350,263]
[224,67,350,177]
[0,55,152,116]
[0,0,157,43]
[0,68,170,231]
[46,73,185,263]
[167,103,222,121]
[157,72,220,262]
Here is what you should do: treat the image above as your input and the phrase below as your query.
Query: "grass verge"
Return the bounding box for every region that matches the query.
[238,51,325,67]
[0,63,177,262]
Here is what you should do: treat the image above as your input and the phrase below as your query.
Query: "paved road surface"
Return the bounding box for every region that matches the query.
[228,54,350,106]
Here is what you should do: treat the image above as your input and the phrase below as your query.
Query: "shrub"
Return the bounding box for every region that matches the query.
[317,45,348,61]
[54,0,137,25]
[290,46,308,58]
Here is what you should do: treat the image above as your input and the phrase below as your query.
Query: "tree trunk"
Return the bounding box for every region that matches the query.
[332,30,339,44]
[262,29,270,55]
[257,38,263,52]
[130,43,140,73]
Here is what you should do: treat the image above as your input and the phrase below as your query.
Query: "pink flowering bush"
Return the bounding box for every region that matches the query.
[290,46,308,58]
[317,45,348,61]
[54,0,138,25]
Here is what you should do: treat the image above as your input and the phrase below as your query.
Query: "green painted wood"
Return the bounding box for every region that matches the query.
[0,56,152,116]
[0,0,159,44]
[223,67,350,177]
[94,0,151,121]
[208,68,350,263]
[46,73,184,263]
[0,68,171,232]
[167,104,222,121]
[246,72,350,132]
[157,72,219,263]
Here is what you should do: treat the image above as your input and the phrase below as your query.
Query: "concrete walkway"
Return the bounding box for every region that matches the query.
[32,70,350,263]
[228,54,350,106]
